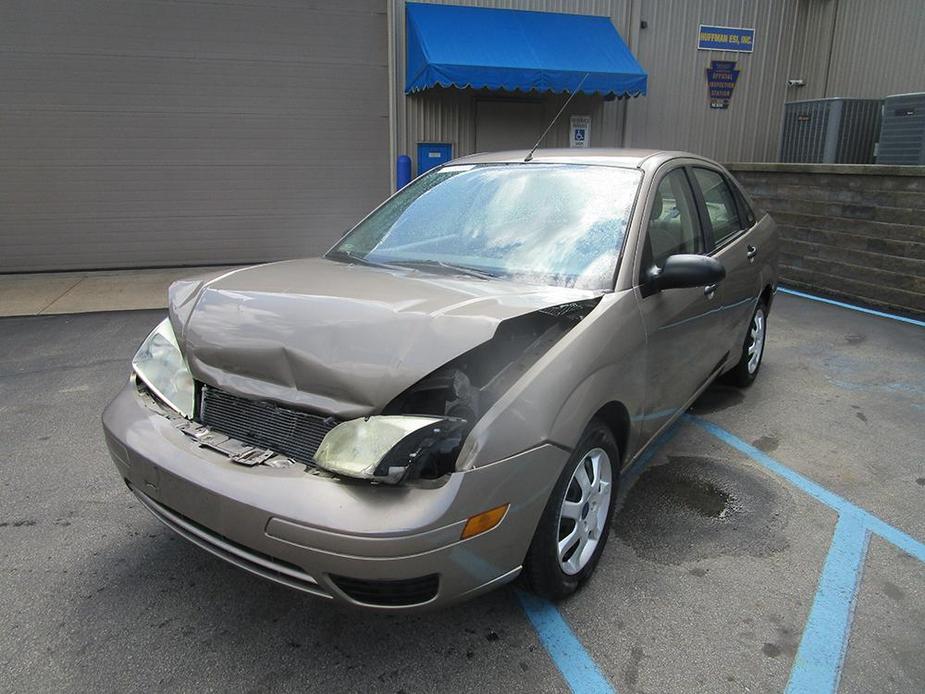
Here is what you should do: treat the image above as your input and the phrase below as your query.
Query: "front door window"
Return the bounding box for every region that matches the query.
[641,169,702,279]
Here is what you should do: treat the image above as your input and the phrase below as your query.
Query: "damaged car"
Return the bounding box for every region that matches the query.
[102,149,778,610]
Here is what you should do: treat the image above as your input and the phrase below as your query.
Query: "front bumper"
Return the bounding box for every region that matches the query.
[102,382,567,611]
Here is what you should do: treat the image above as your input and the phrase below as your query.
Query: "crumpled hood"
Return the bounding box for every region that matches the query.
[169,257,602,419]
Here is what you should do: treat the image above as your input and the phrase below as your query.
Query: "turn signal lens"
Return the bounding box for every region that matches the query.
[461,504,509,540]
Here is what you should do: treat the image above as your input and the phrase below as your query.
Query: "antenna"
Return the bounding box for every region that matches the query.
[524,72,590,162]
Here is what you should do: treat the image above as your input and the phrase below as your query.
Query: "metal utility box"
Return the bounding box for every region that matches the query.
[876,92,925,165]
[779,98,882,164]
[417,143,453,175]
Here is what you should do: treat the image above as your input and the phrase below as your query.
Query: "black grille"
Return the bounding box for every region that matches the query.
[198,385,338,464]
[330,574,440,607]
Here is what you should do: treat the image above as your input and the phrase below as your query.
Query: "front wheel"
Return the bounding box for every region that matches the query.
[522,420,619,600]
[724,301,767,387]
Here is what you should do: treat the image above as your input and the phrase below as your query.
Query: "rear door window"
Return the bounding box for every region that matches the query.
[691,168,742,246]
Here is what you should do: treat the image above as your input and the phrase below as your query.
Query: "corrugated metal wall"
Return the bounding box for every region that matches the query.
[1,0,390,272]
[789,0,925,100]
[622,0,804,162]
[390,0,811,168]
[822,0,925,99]
[389,0,925,172]
[388,0,634,180]
[389,0,816,168]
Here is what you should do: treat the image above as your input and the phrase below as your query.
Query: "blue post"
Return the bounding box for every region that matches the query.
[396,155,412,189]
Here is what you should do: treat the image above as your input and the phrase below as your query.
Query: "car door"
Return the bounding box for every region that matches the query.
[689,166,760,356]
[635,166,729,441]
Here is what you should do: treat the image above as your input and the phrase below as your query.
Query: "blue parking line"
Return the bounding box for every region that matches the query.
[512,421,686,694]
[621,419,683,489]
[778,287,925,328]
[688,416,852,511]
[854,512,925,564]
[516,589,615,694]
[513,421,685,694]
[785,515,870,694]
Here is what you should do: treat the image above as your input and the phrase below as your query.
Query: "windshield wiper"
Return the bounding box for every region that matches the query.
[328,250,405,271]
[399,259,500,280]
[330,252,500,280]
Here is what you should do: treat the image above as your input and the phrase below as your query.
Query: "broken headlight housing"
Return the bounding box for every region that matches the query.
[314,415,466,485]
[132,318,195,418]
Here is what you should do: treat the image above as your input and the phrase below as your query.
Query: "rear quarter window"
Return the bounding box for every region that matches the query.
[731,181,757,227]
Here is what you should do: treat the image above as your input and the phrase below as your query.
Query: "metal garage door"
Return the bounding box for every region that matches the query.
[0,0,389,272]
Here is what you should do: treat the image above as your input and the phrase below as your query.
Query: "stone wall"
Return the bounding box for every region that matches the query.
[726,163,925,317]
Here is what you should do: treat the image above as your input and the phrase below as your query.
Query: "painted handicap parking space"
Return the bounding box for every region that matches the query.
[693,417,925,693]
[534,414,924,693]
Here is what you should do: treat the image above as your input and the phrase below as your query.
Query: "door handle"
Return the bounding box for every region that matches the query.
[746,245,759,261]
[704,284,717,298]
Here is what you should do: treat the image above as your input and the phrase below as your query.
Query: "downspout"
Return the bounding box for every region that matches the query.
[822,0,840,98]
[620,0,640,147]
[387,0,398,192]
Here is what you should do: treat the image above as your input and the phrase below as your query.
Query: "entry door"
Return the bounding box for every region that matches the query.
[636,167,729,440]
[475,100,546,152]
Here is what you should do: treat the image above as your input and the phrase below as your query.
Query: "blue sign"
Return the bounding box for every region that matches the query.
[416,142,452,176]
[698,24,755,53]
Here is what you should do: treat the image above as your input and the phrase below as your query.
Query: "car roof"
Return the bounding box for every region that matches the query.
[453,148,713,172]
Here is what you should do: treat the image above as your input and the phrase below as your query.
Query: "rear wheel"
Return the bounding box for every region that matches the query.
[724,301,767,387]
[522,420,619,600]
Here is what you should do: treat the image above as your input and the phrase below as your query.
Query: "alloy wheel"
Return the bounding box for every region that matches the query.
[747,306,766,374]
[557,447,612,575]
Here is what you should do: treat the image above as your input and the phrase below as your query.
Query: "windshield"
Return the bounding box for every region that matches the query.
[327,163,641,289]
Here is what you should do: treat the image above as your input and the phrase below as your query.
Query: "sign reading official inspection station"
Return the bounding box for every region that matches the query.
[706,60,740,109]
[698,25,755,53]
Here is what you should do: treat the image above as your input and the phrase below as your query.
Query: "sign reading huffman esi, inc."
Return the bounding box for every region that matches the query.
[698,24,755,53]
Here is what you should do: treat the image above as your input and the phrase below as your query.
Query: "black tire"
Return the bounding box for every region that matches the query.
[724,300,768,387]
[522,420,620,600]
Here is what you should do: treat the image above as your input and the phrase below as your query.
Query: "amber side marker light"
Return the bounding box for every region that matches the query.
[461,504,509,540]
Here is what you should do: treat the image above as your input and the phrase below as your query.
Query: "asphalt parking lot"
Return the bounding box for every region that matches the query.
[1,291,923,693]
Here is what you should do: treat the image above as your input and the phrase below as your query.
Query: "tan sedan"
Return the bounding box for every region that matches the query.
[103,149,778,610]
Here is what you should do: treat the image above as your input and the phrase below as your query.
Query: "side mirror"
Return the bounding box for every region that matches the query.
[645,254,726,293]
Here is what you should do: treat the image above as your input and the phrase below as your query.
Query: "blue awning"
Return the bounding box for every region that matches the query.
[405,3,647,97]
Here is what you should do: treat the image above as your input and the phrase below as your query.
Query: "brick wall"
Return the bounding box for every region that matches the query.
[726,163,925,317]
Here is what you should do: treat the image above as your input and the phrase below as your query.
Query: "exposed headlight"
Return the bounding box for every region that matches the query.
[132,318,195,418]
[314,415,466,484]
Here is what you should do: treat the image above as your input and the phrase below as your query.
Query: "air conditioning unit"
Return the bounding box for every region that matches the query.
[779,98,882,164]
[876,92,925,165]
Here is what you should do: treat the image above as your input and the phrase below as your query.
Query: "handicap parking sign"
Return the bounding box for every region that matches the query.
[570,115,591,148]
